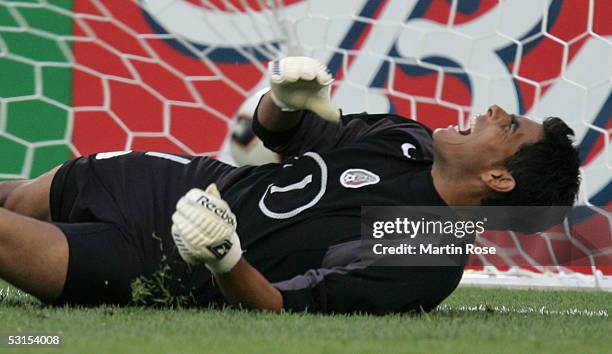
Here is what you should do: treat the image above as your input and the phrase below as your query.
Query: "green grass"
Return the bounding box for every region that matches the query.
[1,281,611,354]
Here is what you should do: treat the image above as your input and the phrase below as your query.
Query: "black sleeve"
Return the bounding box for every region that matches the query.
[252,98,434,158]
[273,264,463,315]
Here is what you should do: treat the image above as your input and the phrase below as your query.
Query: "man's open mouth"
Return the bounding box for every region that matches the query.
[452,125,471,136]
[457,126,471,136]
[447,115,479,136]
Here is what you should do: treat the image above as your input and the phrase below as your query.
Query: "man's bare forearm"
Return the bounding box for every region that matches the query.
[256,92,303,132]
[213,92,301,312]
[215,257,283,312]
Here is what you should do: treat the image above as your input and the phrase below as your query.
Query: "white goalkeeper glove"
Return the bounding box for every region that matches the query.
[268,56,340,122]
[171,183,242,274]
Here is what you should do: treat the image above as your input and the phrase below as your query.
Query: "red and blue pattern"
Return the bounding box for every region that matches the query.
[72,0,610,209]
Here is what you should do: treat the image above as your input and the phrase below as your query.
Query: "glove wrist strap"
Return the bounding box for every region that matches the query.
[205,232,242,274]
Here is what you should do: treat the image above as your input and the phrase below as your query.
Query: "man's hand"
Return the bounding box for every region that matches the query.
[171,185,282,311]
[268,56,340,122]
[171,184,242,274]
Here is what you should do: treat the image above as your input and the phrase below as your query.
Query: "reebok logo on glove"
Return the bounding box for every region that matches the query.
[171,184,243,273]
[195,194,236,227]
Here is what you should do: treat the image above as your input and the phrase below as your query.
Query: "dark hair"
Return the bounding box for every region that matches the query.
[482,117,581,206]
[481,117,581,231]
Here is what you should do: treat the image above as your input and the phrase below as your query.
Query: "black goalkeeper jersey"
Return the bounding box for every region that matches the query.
[52,108,464,314]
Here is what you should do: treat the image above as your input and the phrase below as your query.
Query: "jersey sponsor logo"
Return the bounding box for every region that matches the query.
[340,169,380,189]
[259,152,328,219]
[401,143,417,159]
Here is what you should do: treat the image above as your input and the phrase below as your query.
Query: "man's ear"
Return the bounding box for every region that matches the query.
[480,168,516,193]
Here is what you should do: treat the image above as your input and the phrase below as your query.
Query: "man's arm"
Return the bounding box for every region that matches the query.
[253,56,385,157]
[214,257,283,312]
[255,56,433,159]
[249,57,337,156]
[215,257,463,315]
[255,91,303,132]
[171,185,283,312]
[171,185,457,314]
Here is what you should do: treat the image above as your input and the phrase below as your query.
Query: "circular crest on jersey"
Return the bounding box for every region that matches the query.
[340,169,380,189]
[258,152,328,219]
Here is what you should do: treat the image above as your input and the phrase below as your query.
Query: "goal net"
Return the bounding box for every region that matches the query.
[0,0,610,289]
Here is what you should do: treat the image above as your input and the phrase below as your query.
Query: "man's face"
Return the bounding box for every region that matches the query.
[432,105,544,174]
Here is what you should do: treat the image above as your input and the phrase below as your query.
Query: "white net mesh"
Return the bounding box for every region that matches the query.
[0,0,610,288]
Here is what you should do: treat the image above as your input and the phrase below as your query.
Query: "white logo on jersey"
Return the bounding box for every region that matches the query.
[259,152,327,220]
[401,143,416,159]
[270,175,312,194]
[340,169,380,189]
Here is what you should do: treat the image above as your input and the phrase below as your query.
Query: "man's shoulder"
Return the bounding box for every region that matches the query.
[341,112,434,137]
[340,112,434,158]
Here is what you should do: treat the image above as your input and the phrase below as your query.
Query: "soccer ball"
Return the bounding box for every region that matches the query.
[229,88,280,166]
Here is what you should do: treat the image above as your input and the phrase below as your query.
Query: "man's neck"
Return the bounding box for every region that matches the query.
[431,163,483,206]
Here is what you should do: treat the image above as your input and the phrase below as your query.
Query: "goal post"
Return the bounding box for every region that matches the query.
[0,0,610,289]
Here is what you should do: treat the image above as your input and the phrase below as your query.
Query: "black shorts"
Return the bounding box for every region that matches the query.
[49,152,235,306]
[52,222,140,305]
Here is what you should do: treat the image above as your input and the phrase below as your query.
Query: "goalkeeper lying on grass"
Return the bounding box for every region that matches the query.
[0,57,580,314]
